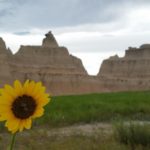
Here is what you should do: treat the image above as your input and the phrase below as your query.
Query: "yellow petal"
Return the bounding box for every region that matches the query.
[0,92,13,103]
[34,87,47,100]
[4,84,16,98]
[14,80,23,96]
[23,80,29,94]
[5,118,20,133]
[0,89,3,95]
[0,114,6,121]
[11,119,20,133]
[31,82,42,96]
[0,111,12,121]
[37,97,50,107]
[24,118,32,129]
[32,107,44,118]
[26,81,35,95]
[0,97,11,105]
[19,120,25,132]
[0,105,10,113]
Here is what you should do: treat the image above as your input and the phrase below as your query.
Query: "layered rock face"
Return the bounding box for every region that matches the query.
[98,44,150,91]
[0,31,103,95]
[1,31,150,95]
[0,38,12,85]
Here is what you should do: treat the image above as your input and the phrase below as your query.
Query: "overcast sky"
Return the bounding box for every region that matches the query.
[0,0,150,75]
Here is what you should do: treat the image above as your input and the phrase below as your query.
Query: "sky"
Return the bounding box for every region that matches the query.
[0,0,150,75]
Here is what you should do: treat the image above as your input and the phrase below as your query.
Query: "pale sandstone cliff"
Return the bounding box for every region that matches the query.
[0,31,150,95]
[0,31,103,95]
[0,38,12,85]
[98,44,150,91]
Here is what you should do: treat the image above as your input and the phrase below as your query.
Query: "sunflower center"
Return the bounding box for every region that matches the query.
[11,95,37,119]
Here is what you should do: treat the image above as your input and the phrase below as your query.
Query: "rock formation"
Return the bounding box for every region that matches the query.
[0,38,12,85]
[42,31,59,47]
[0,31,103,95]
[98,44,150,91]
[0,31,150,95]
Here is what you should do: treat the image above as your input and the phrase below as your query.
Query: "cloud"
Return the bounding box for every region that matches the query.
[13,31,30,36]
[0,0,149,32]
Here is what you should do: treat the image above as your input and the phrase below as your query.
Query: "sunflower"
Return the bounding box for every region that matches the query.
[0,80,50,133]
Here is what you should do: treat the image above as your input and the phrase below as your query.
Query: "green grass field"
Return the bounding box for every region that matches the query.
[36,91,150,127]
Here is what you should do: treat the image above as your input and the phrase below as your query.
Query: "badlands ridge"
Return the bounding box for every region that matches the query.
[0,31,150,95]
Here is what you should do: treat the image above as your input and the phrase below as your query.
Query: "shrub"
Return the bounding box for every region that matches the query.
[114,122,150,150]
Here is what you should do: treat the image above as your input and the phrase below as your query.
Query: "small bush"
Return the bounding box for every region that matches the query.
[114,122,150,150]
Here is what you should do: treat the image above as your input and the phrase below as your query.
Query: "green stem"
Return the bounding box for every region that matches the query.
[9,132,17,150]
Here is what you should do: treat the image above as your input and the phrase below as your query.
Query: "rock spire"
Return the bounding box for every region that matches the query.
[42,31,59,47]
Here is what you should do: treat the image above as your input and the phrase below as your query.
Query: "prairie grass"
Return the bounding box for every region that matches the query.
[114,122,150,150]
[36,91,150,127]
[0,123,149,150]
[0,124,125,150]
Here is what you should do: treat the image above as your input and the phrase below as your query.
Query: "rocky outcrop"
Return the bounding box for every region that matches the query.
[0,38,12,85]
[0,31,104,95]
[42,31,59,47]
[11,38,87,79]
[98,44,150,91]
[1,31,150,95]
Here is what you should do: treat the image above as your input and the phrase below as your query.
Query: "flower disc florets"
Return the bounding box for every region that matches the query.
[12,95,37,119]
